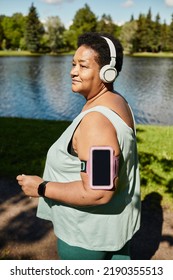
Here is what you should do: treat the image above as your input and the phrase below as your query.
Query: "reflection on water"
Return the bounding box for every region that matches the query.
[115,56,173,125]
[0,56,85,120]
[0,55,173,125]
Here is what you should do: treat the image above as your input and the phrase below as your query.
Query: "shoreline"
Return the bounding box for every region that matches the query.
[0,50,173,58]
[129,52,173,58]
[0,115,172,127]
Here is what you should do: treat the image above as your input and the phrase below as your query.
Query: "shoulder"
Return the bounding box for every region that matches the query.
[74,110,119,159]
[80,110,116,137]
[82,109,113,124]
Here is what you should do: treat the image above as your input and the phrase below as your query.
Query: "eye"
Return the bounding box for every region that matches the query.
[80,64,87,68]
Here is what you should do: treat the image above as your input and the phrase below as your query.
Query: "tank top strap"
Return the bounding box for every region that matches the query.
[76,106,135,135]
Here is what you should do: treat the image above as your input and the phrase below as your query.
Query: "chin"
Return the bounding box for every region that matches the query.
[72,84,81,93]
[71,87,78,93]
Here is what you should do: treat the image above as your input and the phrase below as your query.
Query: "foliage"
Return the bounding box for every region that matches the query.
[68,4,97,48]
[161,21,170,51]
[70,4,97,34]
[119,21,138,53]
[0,4,173,54]
[96,14,120,37]
[131,10,173,53]
[1,13,26,49]
[0,15,5,44]
[44,16,65,53]
[24,3,44,52]
[62,29,78,51]
[168,14,173,51]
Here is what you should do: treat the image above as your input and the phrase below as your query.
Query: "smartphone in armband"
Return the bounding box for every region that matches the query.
[81,146,119,190]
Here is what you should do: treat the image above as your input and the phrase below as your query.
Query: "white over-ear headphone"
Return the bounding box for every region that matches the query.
[99,36,117,83]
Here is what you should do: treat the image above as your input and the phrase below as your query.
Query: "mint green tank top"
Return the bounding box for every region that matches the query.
[37,106,141,251]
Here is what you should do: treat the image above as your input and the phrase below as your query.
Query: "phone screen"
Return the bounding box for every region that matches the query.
[92,149,111,186]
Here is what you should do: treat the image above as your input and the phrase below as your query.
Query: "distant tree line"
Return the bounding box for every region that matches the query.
[0,3,173,53]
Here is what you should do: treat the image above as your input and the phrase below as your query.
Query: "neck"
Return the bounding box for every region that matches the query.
[86,87,109,104]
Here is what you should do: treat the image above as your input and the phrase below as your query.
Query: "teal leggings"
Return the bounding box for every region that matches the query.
[57,239,131,260]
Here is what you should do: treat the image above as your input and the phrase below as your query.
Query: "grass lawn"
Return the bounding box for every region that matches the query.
[131,52,173,58]
[0,50,74,57]
[0,117,172,209]
[0,50,43,56]
[0,50,173,58]
[136,125,173,208]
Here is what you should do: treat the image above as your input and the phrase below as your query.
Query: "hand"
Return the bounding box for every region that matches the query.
[16,174,43,198]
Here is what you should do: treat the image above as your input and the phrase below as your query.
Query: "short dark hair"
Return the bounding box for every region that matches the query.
[77,32,123,74]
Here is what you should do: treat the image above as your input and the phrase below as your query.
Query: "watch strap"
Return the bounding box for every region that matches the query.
[38,181,49,197]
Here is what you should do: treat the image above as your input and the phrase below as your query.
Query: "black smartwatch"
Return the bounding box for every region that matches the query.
[38,181,49,197]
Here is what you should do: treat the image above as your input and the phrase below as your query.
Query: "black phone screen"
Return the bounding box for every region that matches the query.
[92,149,111,186]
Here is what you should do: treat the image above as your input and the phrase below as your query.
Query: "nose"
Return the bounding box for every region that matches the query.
[70,64,79,77]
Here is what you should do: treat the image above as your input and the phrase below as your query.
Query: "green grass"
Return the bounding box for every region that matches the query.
[0,50,74,57]
[0,117,173,209]
[0,50,173,58]
[131,52,173,58]
[136,125,173,208]
[0,50,44,56]
[0,117,70,176]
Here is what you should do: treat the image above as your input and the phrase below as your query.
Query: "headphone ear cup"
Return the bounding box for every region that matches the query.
[99,65,117,83]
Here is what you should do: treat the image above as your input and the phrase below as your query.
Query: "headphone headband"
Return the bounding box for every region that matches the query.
[101,36,116,67]
[99,36,117,83]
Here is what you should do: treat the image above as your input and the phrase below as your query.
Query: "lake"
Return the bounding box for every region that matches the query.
[0,55,173,125]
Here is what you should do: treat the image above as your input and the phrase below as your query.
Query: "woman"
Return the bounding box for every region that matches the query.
[17,32,141,260]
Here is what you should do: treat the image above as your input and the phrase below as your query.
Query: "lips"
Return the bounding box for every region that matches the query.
[72,79,81,83]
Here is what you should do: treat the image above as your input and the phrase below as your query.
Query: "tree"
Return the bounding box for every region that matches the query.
[62,29,77,51]
[0,15,5,49]
[1,39,6,50]
[1,13,25,49]
[119,20,138,53]
[152,13,161,52]
[134,13,148,52]
[130,15,134,22]
[25,3,44,52]
[168,14,173,51]
[2,16,14,48]
[70,4,97,39]
[96,14,120,37]
[161,21,169,51]
[0,4,172,54]
[146,7,152,23]
[44,16,65,53]
[133,9,154,52]
[145,8,154,52]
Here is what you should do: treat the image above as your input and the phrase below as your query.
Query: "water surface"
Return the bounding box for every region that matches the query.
[0,55,173,125]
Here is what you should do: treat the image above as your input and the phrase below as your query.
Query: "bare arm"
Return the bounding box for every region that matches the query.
[17,112,120,206]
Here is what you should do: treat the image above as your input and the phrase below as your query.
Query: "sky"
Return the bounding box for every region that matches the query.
[1,0,173,27]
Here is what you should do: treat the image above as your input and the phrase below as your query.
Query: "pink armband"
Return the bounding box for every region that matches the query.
[81,146,119,189]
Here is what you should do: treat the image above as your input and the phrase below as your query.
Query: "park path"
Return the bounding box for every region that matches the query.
[0,178,172,260]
